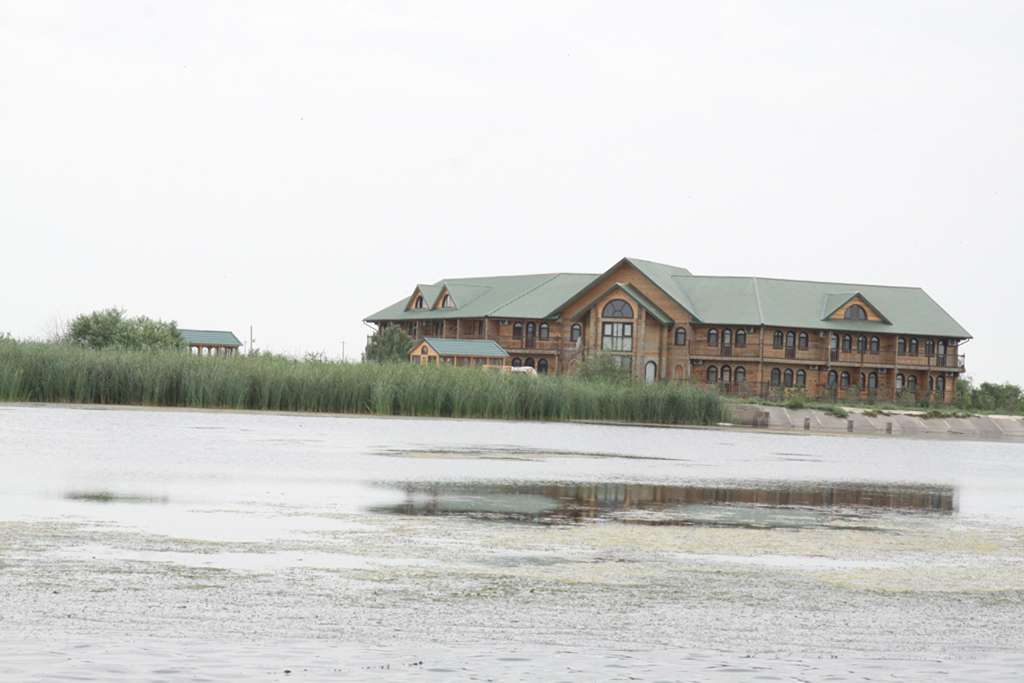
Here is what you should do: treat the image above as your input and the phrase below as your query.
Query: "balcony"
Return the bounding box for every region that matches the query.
[896,353,965,370]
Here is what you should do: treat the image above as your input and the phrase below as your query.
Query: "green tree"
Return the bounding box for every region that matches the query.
[65,308,184,351]
[363,326,413,363]
[574,353,634,384]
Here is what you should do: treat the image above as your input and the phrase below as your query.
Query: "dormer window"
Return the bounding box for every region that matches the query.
[844,304,868,320]
[413,295,425,309]
[441,294,455,309]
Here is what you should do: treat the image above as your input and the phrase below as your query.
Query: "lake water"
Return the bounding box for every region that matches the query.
[1,404,1023,681]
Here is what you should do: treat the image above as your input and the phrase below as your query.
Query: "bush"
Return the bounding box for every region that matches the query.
[574,354,633,384]
[63,308,184,351]
[824,405,849,419]
[363,326,414,363]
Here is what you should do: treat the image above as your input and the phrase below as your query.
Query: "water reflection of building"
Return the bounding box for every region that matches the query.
[377,481,956,523]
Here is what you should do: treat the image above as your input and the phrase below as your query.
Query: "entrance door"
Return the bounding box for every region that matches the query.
[644,361,657,384]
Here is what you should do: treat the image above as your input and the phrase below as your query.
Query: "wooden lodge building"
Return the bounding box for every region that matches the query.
[180,329,243,356]
[365,258,970,403]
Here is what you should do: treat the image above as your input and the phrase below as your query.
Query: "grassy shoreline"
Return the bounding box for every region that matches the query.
[0,341,727,426]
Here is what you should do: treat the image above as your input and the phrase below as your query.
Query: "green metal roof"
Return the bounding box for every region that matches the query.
[179,329,242,346]
[571,282,674,325]
[421,337,509,358]
[367,258,971,339]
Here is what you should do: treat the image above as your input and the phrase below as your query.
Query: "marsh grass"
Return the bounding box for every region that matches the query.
[0,340,727,426]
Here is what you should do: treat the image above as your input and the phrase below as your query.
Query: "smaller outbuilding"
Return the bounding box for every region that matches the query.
[180,329,243,356]
[410,337,509,368]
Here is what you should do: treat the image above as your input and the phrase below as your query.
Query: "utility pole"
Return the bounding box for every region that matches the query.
[249,325,255,356]
[341,340,346,362]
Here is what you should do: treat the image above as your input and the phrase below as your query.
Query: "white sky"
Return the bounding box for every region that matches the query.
[1,1,1021,384]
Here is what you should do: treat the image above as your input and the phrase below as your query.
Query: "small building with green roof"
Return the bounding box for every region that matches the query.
[180,329,242,356]
[411,337,510,368]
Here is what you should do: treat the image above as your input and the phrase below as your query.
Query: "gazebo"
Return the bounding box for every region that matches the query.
[180,329,243,356]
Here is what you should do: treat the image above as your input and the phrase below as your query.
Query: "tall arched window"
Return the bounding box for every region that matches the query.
[708,329,719,346]
[827,370,838,387]
[707,366,718,384]
[735,366,746,385]
[830,334,839,351]
[721,365,731,384]
[798,332,809,350]
[870,336,880,354]
[796,369,807,387]
[773,331,784,349]
[895,373,905,391]
[513,322,523,338]
[786,331,796,348]
[722,329,732,346]
[784,368,794,387]
[857,336,866,352]
[570,323,582,342]
[868,372,878,389]
[675,327,687,345]
[907,375,917,391]
[908,338,919,355]
[936,375,945,395]
[859,373,866,388]
[770,368,781,386]
[898,337,906,354]
[537,358,549,374]
[538,323,550,340]
[924,339,935,356]
[602,299,633,318]
[844,305,867,320]
[842,335,852,352]
[524,358,535,368]
[512,357,522,367]
[840,371,851,388]
[735,330,746,347]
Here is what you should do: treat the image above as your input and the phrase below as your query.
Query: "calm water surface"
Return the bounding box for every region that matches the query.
[1,404,1023,681]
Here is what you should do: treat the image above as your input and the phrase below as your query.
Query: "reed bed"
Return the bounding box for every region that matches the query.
[0,341,727,425]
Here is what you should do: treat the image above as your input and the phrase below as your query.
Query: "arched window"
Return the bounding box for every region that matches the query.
[538,323,549,340]
[719,365,731,385]
[707,366,718,384]
[907,375,917,391]
[526,322,536,338]
[936,375,945,395]
[898,337,906,355]
[857,336,866,352]
[827,370,838,387]
[735,366,746,385]
[840,371,851,388]
[570,323,582,342]
[896,373,905,391]
[928,376,934,391]
[784,368,794,387]
[524,358,535,368]
[441,294,455,309]
[868,372,878,389]
[859,373,866,388]
[844,305,867,320]
[770,368,782,386]
[414,295,425,309]
[798,332,809,350]
[708,329,719,346]
[602,299,633,318]
[908,338,919,355]
[796,369,807,387]
[773,331,784,349]
[830,334,839,350]
[675,327,687,345]
[924,339,934,356]
[722,329,732,346]
[842,335,852,352]
[511,357,522,367]
[735,330,746,347]
[513,322,523,338]
[537,358,549,374]
[870,336,880,354]
[786,331,796,348]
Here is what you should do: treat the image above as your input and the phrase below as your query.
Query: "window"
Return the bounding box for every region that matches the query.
[413,295,425,309]
[842,335,852,352]
[537,358,549,374]
[538,323,549,340]
[798,332,809,350]
[512,357,522,367]
[870,336,880,354]
[796,369,807,387]
[844,304,867,320]
[786,331,796,348]
[735,366,746,385]
[420,346,429,355]
[857,336,866,352]
[840,371,851,388]
[735,330,746,347]
[526,322,536,338]
[830,334,839,351]
[708,329,719,346]
[570,324,582,342]
[674,327,687,345]
[784,368,794,387]
[513,322,523,338]
[924,339,934,356]
[433,321,443,335]
[770,368,782,386]
[722,329,732,346]
[868,372,878,389]
[610,355,632,372]
[477,320,484,336]
[721,365,731,384]
[859,373,866,388]
[773,331,784,349]
[441,294,455,309]
[602,299,633,319]
[909,338,919,355]
[602,322,633,351]
[827,370,838,387]
[898,337,906,354]
[896,373,905,391]
[936,375,945,395]
[707,366,718,384]
[907,375,917,391]
[928,376,934,391]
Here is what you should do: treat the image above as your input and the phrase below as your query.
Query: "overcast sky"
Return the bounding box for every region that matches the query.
[2,1,1021,384]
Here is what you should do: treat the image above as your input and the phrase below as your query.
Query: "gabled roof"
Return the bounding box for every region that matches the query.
[179,329,242,346]
[820,292,891,324]
[419,337,509,358]
[571,282,674,325]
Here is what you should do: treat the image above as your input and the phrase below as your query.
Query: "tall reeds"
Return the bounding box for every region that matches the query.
[0,340,727,425]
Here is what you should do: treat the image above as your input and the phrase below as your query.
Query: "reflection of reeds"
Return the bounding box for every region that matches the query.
[0,341,727,425]
[64,490,168,504]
